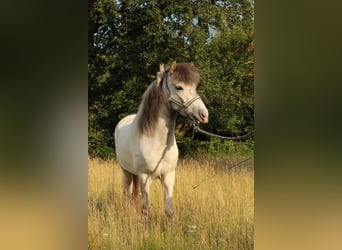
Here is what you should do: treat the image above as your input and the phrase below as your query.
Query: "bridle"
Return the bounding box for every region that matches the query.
[159,69,254,141]
[162,70,202,113]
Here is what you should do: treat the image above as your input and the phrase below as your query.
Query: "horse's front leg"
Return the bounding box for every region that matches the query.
[161,170,175,219]
[139,173,152,216]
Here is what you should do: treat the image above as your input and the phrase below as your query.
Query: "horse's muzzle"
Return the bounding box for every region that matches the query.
[200,110,209,124]
[189,109,209,125]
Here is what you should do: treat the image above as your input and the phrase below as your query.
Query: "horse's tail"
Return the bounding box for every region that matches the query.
[132,174,140,202]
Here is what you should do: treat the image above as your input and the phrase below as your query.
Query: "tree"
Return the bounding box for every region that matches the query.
[88,0,254,158]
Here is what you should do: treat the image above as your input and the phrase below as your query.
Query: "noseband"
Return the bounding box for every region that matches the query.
[162,70,201,112]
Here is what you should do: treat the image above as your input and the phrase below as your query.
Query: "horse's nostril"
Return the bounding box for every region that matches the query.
[200,111,206,118]
[200,111,209,123]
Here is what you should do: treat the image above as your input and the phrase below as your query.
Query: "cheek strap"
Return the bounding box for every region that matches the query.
[163,70,201,111]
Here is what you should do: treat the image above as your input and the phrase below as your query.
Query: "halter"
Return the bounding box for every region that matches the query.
[162,70,202,112]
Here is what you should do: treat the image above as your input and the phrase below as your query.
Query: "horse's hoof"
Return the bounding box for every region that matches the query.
[142,208,149,216]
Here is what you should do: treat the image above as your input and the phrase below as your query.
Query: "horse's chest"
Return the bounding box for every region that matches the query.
[134,144,178,176]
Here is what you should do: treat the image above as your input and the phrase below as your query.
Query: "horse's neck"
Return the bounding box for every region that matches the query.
[137,103,177,145]
[154,105,177,142]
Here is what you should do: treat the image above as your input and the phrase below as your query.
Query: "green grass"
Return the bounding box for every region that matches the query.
[88,157,254,249]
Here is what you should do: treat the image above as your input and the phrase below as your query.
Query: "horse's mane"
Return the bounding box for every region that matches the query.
[138,80,166,135]
[138,63,200,135]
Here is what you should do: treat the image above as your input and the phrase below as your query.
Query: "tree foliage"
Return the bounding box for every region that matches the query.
[88,0,254,158]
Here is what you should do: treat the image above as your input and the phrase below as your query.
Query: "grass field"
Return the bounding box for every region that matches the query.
[88,157,254,249]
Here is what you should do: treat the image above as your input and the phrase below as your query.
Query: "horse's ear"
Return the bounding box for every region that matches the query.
[170,61,176,74]
[160,64,165,73]
[156,64,164,86]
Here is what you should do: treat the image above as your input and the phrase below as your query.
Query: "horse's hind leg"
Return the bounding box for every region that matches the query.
[161,170,175,219]
[121,169,133,196]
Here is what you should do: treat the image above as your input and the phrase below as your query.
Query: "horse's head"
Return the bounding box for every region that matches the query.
[158,61,209,124]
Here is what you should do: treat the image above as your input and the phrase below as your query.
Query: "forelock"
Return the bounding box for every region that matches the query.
[171,63,200,85]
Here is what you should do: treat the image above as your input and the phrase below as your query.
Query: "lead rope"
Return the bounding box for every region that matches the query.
[192,156,253,189]
[191,124,254,189]
[192,124,254,140]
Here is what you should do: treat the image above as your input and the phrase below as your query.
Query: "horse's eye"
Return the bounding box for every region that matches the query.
[175,86,183,91]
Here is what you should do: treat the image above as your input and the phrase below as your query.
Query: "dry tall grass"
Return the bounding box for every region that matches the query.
[88,157,254,249]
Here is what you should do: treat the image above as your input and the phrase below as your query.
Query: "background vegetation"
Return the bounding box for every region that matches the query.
[88,0,254,158]
[88,157,254,249]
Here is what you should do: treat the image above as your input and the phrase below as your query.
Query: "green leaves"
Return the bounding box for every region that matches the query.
[88,0,254,158]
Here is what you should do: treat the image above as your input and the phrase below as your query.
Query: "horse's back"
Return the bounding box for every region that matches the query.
[115,114,136,171]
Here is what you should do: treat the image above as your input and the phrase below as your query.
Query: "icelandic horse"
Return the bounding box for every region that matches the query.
[114,61,209,219]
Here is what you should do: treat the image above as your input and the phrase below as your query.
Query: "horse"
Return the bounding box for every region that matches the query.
[114,61,209,219]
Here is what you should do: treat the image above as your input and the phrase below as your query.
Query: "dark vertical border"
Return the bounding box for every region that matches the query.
[0,1,87,249]
[255,0,342,249]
